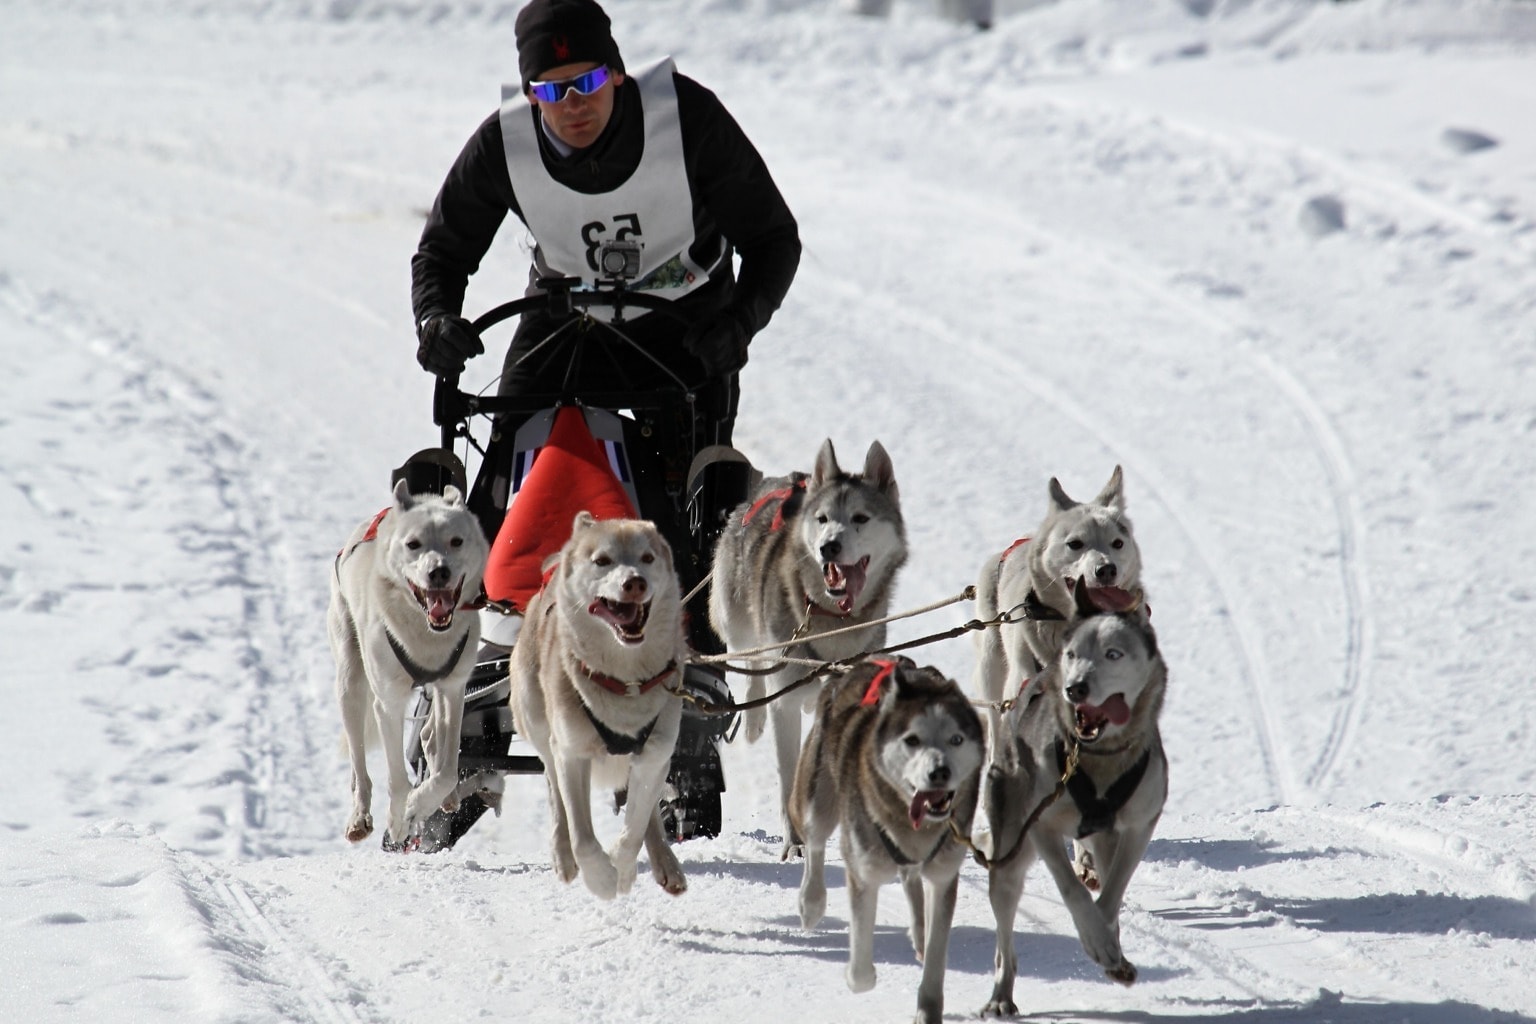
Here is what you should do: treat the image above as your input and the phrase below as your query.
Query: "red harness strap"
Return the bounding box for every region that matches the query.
[742,477,808,532]
[999,536,1030,565]
[336,507,391,561]
[860,659,898,706]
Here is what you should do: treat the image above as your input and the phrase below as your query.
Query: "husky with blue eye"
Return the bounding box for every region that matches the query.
[980,579,1167,1016]
[789,656,984,1024]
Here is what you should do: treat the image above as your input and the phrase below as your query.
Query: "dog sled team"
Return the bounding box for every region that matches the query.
[330,434,1166,1020]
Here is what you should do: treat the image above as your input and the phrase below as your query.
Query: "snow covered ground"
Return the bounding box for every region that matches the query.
[3,0,1535,1020]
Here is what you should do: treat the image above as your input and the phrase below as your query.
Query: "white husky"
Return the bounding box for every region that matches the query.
[329,480,488,848]
[511,513,689,900]
[972,466,1143,710]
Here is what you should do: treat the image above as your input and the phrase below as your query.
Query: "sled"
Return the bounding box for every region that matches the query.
[386,276,751,853]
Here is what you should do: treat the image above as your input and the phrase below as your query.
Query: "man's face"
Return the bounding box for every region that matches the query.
[527,61,624,151]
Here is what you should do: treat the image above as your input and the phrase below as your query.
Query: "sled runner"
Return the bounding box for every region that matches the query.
[387,277,749,853]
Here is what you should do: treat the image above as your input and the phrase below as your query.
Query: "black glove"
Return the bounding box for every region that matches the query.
[415,313,484,376]
[681,310,752,377]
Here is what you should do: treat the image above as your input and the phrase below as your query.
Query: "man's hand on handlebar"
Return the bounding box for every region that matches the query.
[682,309,751,377]
[416,313,485,376]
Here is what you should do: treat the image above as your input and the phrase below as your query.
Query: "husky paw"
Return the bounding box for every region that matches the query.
[1105,960,1137,986]
[344,813,373,843]
[981,998,1018,1018]
[798,884,826,930]
[614,856,639,896]
[743,706,766,743]
[650,849,688,896]
[440,792,461,814]
[845,962,877,994]
[579,852,619,900]
[1075,846,1100,891]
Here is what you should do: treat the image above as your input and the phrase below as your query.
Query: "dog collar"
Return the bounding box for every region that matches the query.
[385,628,470,687]
[804,593,854,619]
[577,659,677,697]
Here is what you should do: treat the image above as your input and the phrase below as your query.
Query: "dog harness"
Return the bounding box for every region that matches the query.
[859,659,898,706]
[741,474,808,531]
[1055,739,1152,839]
[868,819,951,868]
[996,537,1066,624]
[385,629,471,688]
[581,705,661,757]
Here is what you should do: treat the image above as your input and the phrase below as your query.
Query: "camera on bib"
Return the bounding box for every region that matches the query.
[597,239,642,281]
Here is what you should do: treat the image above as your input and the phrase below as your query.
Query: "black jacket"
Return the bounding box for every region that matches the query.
[411,71,801,341]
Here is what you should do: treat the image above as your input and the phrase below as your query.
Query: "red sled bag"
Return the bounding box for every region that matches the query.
[482,405,642,612]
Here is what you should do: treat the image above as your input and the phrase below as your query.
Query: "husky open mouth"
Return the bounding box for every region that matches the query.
[908,788,956,829]
[821,555,871,613]
[1072,693,1132,742]
[588,596,652,645]
[410,579,464,633]
[1065,578,1140,613]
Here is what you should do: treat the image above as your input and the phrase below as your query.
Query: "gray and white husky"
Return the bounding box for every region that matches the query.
[980,581,1168,1016]
[972,465,1143,710]
[330,480,489,848]
[709,439,908,855]
[511,513,689,900]
[789,656,985,1024]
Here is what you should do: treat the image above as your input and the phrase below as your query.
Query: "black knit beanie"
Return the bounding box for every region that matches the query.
[515,0,624,89]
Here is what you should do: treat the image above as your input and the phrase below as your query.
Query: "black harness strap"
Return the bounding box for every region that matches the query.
[581,704,661,756]
[871,821,950,867]
[1056,740,1151,839]
[386,629,470,687]
[1022,589,1068,622]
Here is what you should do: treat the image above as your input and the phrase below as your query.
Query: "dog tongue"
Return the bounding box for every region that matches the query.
[824,558,869,613]
[1087,586,1137,612]
[588,599,639,626]
[908,790,947,830]
[1097,693,1132,725]
[425,589,456,621]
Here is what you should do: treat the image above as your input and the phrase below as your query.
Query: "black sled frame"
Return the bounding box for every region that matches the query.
[390,279,748,853]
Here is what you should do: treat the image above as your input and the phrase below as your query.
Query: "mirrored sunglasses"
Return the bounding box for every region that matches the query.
[527,66,611,103]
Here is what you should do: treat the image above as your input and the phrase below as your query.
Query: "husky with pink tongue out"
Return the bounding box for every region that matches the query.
[709,438,908,859]
[979,577,1167,1016]
[789,656,984,1024]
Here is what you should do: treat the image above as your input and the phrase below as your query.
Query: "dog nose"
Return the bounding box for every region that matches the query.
[820,539,842,561]
[1096,563,1118,584]
[1065,682,1090,704]
[928,763,951,786]
[622,575,648,600]
[427,565,452,588]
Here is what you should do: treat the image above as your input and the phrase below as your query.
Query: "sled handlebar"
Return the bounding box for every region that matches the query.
[432,281,698,449]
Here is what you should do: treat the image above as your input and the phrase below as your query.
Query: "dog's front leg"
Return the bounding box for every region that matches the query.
[372,694,414,847]
[332,623,373,842]
[1087,818,1158,986]
[900,866,926,961]
[913,866,960,1024]
[982,848,1029,1017]
[843,860,880,994]
[553,754,617,899]
[610,743,673,897]
[1035,829,1128,978]
[408,680,466,823]
[769,678,806,859]
[643,805,687,895]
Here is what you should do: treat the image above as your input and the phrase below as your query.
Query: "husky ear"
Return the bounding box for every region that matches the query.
[1047,476,1078,514]
[571,510,597,534]
[862,440,899,506]
[393,478,415,511]
[811,438,841,486]
[442,484,464,507]
[1093,465,1125,512]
